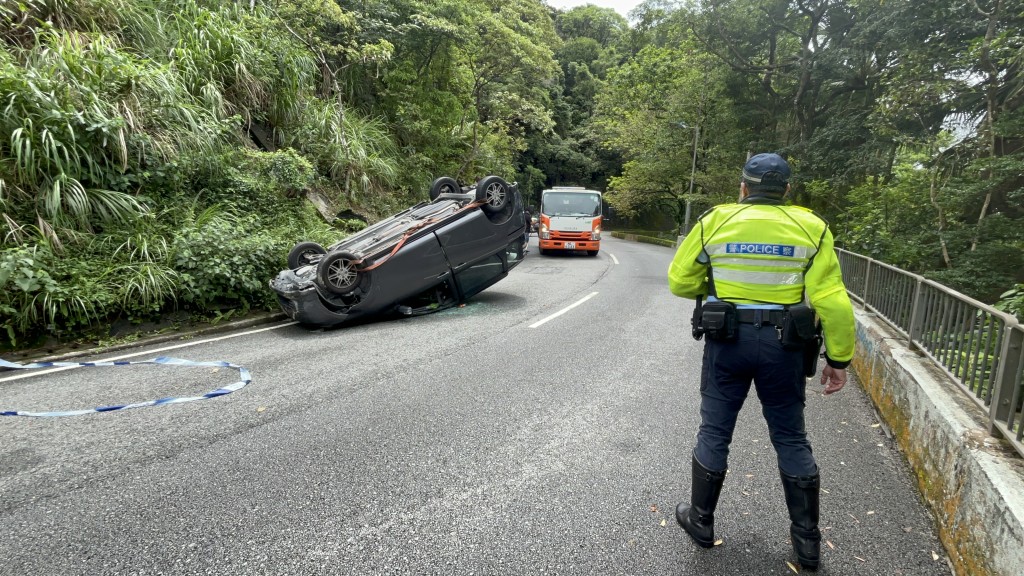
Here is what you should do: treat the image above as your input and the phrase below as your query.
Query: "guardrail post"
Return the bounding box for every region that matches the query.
[990,326,1024,437]
[907,278,924,349]
[862,259,873,309]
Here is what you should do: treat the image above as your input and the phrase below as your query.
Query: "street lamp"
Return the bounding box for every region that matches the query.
[676,119,700,236]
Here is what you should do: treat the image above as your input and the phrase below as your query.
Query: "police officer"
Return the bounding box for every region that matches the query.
[667,153,855,571]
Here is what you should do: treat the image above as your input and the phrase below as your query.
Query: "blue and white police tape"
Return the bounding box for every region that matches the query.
[0,356,251,417]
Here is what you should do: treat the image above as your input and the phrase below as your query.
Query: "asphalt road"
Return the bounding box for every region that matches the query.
[0,236,951,575]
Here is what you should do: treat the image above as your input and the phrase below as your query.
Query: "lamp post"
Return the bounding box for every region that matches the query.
[676,119,700,236]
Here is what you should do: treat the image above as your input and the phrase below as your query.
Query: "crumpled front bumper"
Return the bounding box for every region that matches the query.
[269,269,352,327]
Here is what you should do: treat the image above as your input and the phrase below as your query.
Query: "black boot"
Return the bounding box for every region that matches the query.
[780,470,821,571]
[676,455,727,548]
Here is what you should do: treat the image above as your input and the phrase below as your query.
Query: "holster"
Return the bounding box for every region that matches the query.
[802,331,823,377]
[781,304,823,377]
[691,298,705,341]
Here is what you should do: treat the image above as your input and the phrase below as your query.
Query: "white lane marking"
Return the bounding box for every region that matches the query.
[609,252,619,265]
[529,292,599,329]
[0,321,297,383]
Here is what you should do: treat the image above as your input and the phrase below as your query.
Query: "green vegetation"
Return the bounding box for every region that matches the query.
[610,231,676,249]
[2,0,1023,349]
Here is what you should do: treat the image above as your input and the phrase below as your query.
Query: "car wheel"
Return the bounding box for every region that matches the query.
[287,242,327,269]
[318,251,367,295]
[587,250,599,257]
[429,176,460,201]
[475,176,511,214]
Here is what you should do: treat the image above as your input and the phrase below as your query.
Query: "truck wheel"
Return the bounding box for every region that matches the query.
[587,250,599,257]
[429,176,460,201]
[288,242,326,269]
[318,251,368,296]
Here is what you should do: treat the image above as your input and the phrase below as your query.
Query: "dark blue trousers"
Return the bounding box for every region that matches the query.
[693,322,818,477]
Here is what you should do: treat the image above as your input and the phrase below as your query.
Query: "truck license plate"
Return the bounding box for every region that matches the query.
[565,242,576,249]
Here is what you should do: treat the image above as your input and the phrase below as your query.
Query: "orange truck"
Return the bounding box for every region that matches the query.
[537,186,603,256]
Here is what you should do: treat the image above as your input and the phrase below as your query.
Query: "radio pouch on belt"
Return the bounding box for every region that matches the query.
[781,304,823,377]
[701,301,737,342]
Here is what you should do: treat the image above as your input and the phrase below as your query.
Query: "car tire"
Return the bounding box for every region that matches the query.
[587,250,599,257]
[288,242,327,269]
[475,176,511,214]
[318,251,368,296]
[429,176,460,201]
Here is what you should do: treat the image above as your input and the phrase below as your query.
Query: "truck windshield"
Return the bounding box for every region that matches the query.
[542,192,601,217]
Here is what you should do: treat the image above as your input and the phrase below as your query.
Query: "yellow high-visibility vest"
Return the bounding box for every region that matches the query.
[668,202,855,365]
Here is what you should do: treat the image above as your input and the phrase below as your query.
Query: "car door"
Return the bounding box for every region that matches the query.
[360,231,452,308]
[434,210,508,272]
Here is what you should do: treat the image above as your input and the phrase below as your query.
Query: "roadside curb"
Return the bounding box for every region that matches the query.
[2,312,289,366]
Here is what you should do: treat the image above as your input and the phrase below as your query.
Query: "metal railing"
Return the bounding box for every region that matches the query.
[836,248,1024,459]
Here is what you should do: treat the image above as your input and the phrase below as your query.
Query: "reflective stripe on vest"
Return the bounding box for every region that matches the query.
[712,256,805,268]
[712,269,804,285]
[704,242,817,289]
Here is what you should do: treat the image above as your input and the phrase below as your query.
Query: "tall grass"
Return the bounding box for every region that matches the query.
[296,101,400,199]
[0,0,405,347]
[0,0,322,244]
[1,27,216,238]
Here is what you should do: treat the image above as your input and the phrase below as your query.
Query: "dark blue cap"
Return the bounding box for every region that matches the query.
[742,153,791,192]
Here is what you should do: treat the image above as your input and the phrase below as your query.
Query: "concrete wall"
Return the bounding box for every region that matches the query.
[851,310,1024,576]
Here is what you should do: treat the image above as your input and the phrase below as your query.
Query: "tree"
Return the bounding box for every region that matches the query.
[595,35,740,231]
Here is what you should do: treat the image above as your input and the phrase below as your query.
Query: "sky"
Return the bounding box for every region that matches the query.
[544,0,646,19]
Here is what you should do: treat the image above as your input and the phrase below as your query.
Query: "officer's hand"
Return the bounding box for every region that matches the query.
[820,365,847,395]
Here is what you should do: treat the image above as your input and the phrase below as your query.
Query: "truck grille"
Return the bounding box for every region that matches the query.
[551,231,590,240]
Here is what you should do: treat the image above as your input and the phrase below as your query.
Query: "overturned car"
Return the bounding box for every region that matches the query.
[270,175,528,327]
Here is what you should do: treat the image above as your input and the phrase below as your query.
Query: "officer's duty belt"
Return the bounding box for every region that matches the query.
[735,308,787,326]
